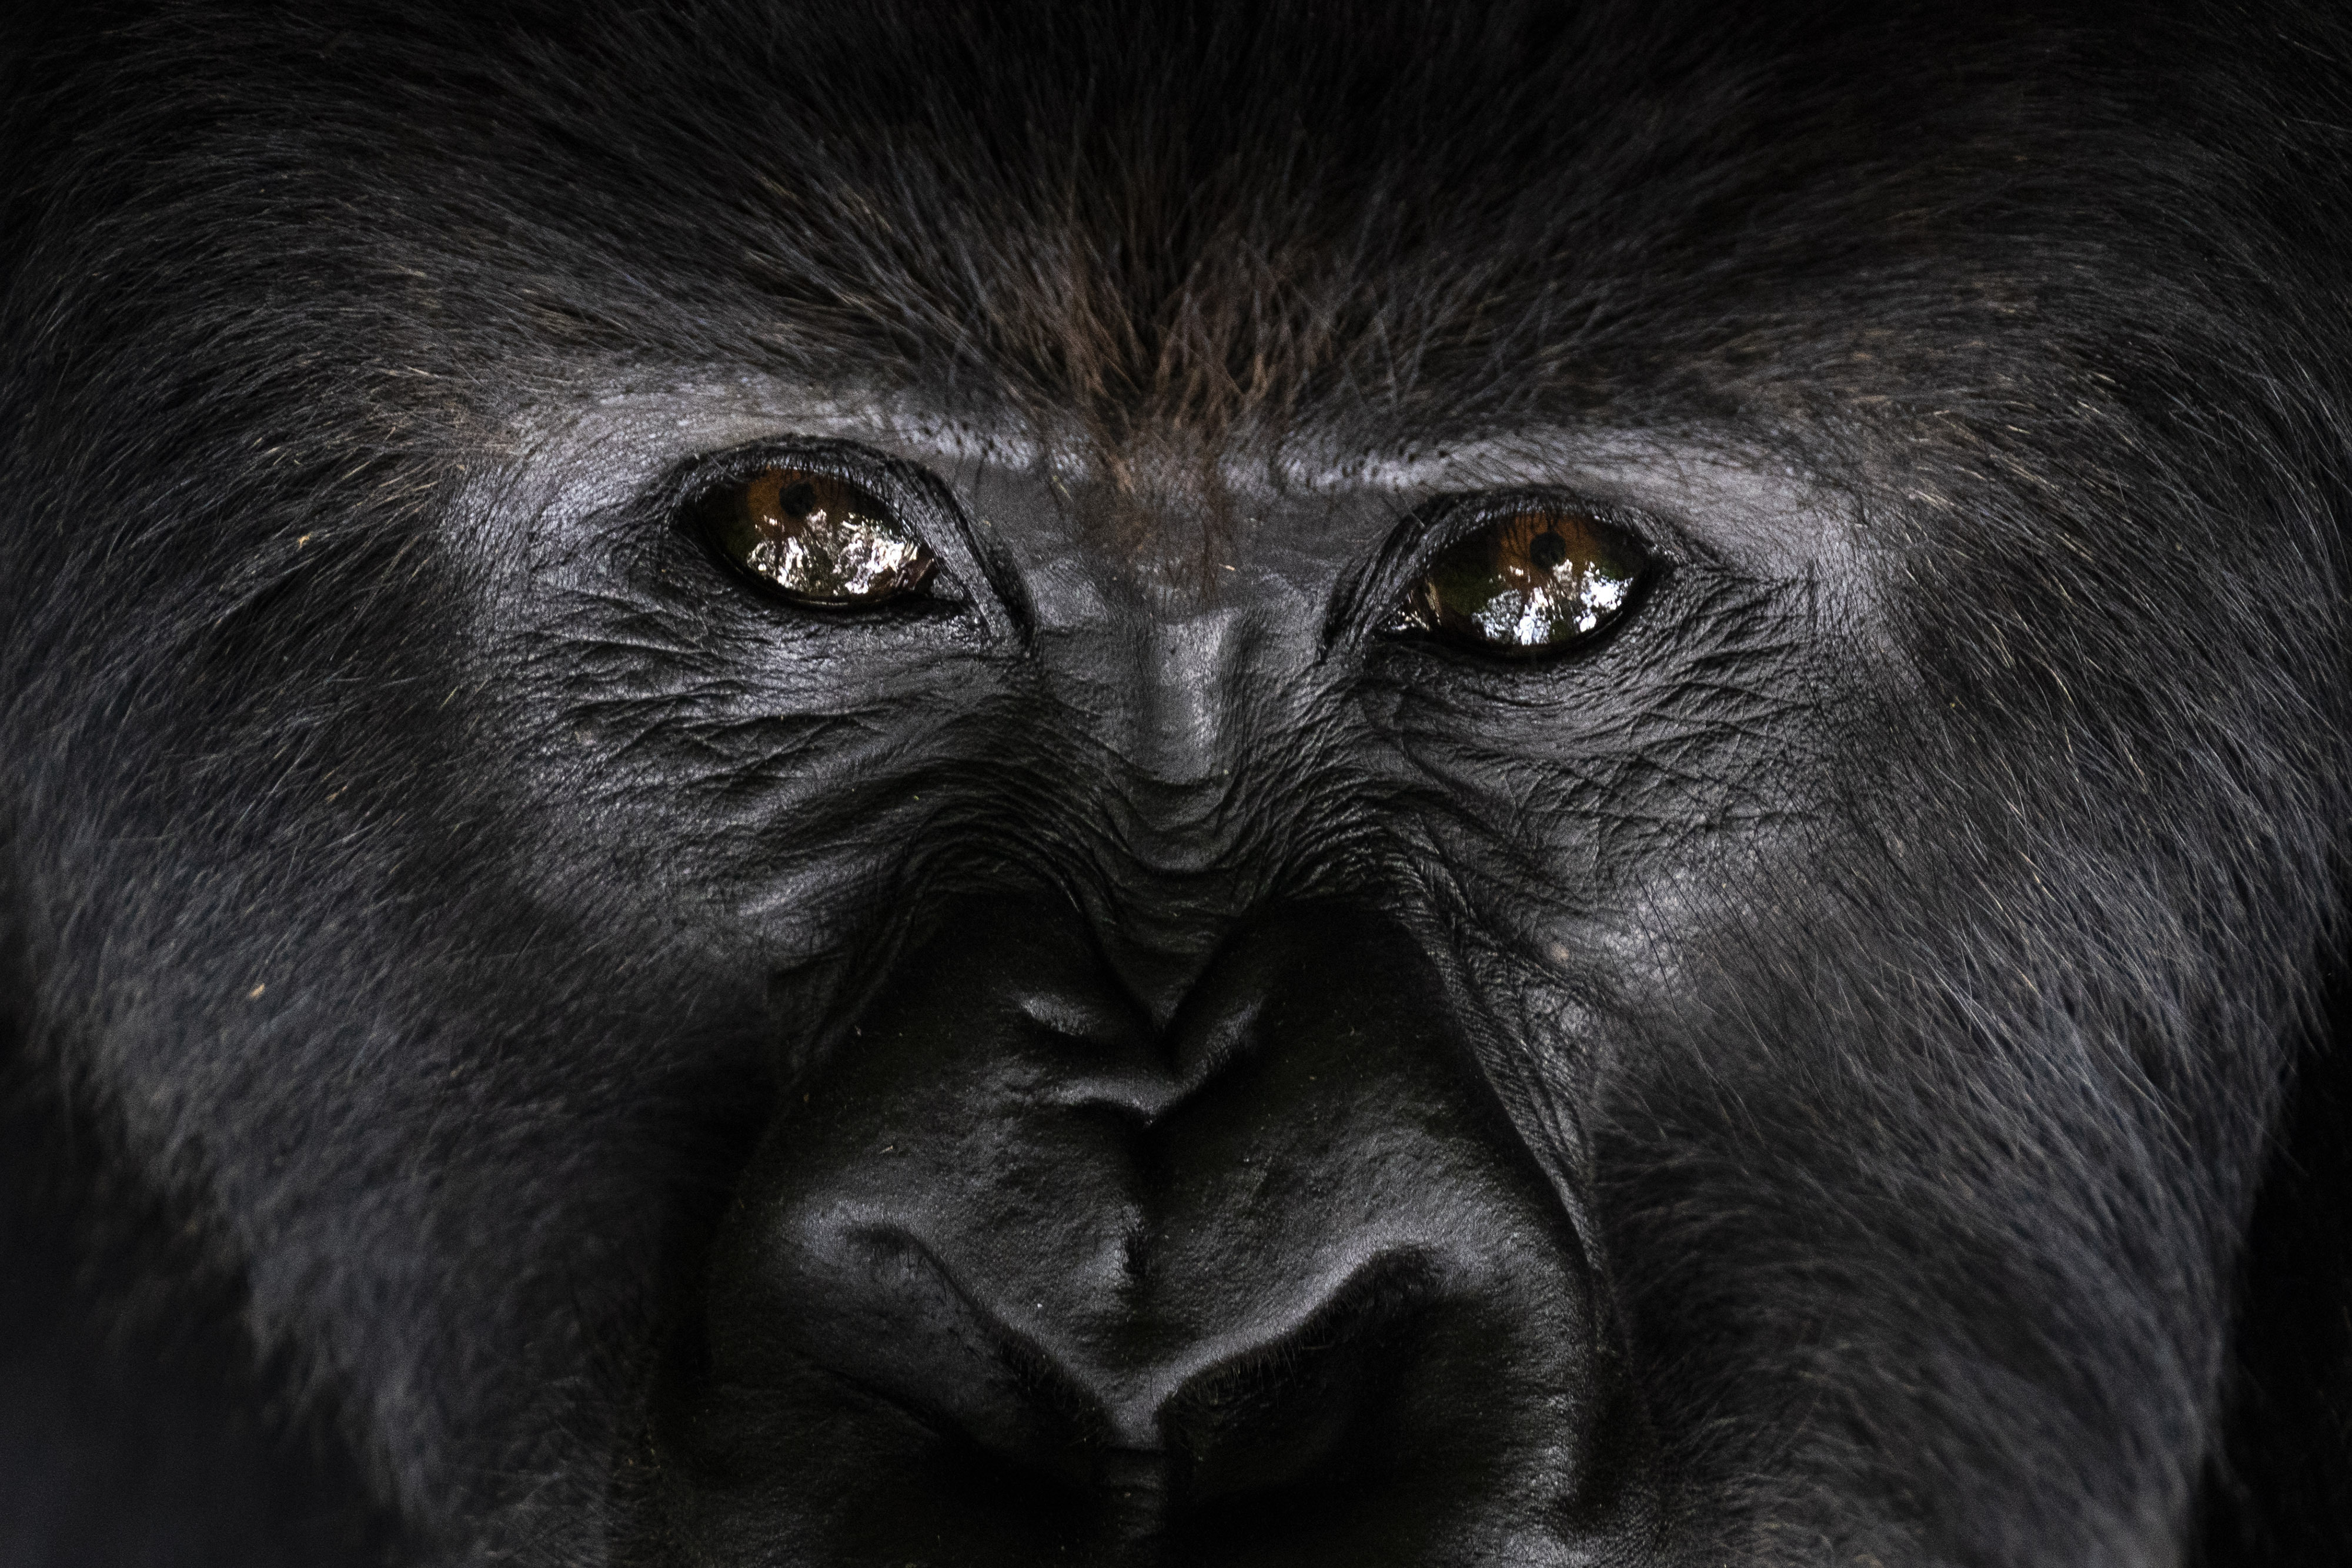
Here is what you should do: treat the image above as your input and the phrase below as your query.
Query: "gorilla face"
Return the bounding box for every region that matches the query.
[504,409,1832,1562]
[4,3,2348,1566]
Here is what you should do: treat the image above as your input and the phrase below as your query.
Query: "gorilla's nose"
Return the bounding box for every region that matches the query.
[652,899,1643,1565]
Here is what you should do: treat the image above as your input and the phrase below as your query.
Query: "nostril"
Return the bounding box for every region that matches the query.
[1014,984,1151,1054]
[1012,985,1196,1121]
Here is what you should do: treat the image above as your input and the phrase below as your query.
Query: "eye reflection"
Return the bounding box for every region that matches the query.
[700,467,936,606]
[1392,507,1648,655]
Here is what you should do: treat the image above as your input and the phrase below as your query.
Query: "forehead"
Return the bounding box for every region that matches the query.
[182,1,2080,450]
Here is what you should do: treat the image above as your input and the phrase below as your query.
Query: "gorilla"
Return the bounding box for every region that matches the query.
[3,1,2348,1563]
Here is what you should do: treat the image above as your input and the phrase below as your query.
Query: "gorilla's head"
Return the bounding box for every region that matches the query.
[3,3,2348,1565]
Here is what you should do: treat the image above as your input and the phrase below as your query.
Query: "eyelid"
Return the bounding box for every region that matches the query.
[1425,493,1658,559]
[673,439,931,523]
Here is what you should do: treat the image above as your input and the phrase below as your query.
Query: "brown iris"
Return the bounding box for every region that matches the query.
[1395,507,1647,654]
[700,467,936,606]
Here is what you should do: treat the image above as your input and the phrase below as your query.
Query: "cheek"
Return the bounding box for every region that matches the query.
[1364,684,1825,928]
[462,565,1013,955]
[1345,622,1863,1062]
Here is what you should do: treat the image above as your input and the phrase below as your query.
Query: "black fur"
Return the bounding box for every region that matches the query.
[2,2,2348,1563]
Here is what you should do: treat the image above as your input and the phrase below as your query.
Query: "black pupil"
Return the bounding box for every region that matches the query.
[1528,530,1569,570]
[779,480,819,517]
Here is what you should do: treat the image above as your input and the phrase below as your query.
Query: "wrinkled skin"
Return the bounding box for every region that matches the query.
[3,2,2351,1565]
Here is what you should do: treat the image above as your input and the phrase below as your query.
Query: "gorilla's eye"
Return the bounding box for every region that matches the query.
[1391,507,1649,654]
[698,467,937,606]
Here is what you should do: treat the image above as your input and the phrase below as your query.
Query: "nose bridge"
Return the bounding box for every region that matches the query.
[1081,602,1284,1021]
[1117,603,1252,794]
